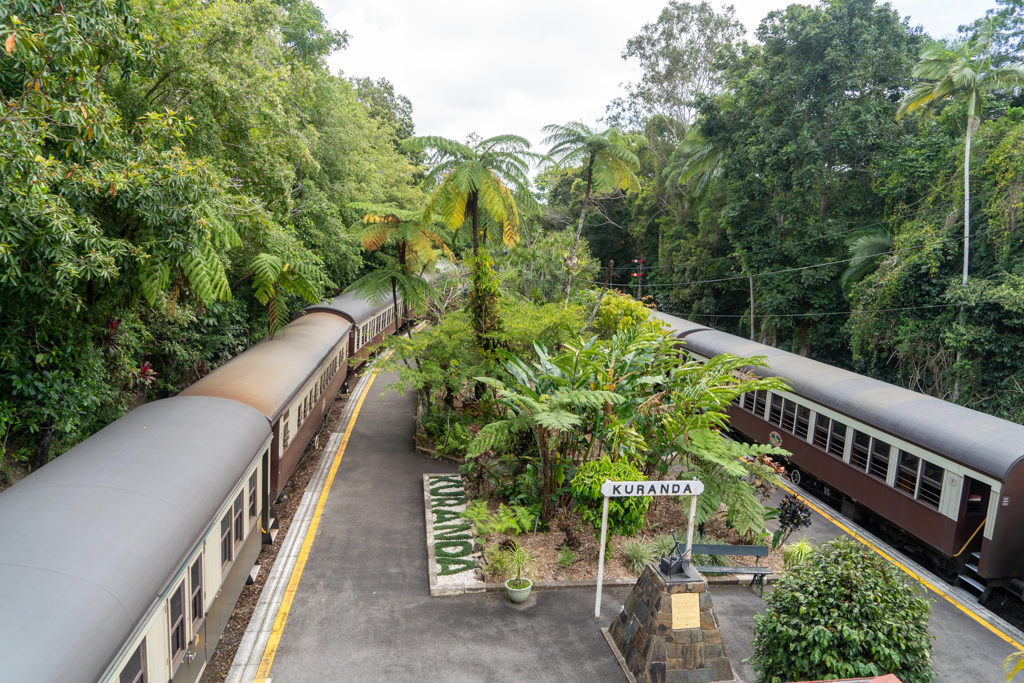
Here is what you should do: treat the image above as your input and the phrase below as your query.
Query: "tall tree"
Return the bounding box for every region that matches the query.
[542,122,640,301]
[694,0,920,359]
[896,25,1024,286]
[401,134,537,255]
[610,1,744,140]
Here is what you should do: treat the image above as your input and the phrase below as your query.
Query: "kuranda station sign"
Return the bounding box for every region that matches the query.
[600,479,704,497]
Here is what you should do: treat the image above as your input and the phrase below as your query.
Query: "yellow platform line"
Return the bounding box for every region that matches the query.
[780,480,1024,651]
[253,347,398,681]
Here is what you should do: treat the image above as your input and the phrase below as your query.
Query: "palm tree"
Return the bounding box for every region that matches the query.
[839,227,894,292]
[896,26,1024,285]
[664,128,724,198]
[542,122,640,301]
[344,203,452,338]
[400,134,538,255]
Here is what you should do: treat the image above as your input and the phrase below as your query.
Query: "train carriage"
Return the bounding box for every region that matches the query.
[304,291,402,368]
[652,311,1024,599]
[0,397,272,683]
[181,313,353,534]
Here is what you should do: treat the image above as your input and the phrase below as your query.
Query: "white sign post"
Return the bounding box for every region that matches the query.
[594,479,704,618]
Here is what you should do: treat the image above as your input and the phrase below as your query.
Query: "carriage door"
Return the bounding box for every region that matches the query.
[955,476,991,556]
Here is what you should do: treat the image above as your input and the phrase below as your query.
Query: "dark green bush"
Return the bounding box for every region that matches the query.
[570,456,650,536]
[752,536,934,683]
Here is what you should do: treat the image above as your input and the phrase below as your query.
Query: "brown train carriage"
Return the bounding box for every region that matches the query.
[181,313,352,538]
[651,311,1024,599]
[304,292,401,369]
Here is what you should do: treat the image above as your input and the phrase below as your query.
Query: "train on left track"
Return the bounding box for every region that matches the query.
[0,277,437,683]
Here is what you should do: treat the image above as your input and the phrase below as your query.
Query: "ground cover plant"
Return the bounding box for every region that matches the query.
[752,536,934,683]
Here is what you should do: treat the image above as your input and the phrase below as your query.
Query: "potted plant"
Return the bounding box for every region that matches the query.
[500,541,536,603]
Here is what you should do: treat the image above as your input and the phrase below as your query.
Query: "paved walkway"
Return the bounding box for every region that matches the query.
[239,368,626,682]
[231,362,1024,683]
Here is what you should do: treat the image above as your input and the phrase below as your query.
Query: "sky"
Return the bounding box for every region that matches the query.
[320,0,996,153]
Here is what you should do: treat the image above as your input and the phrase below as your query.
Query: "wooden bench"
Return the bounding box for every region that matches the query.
[690,543,772,595]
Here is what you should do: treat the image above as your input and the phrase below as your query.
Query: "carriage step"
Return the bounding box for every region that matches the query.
[957,573,986,595]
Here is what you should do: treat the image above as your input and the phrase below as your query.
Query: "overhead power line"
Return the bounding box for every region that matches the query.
[673,299,1014,320]
[597,229,988,289]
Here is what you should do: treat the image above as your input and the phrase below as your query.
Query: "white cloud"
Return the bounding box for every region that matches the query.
[321,0,996,152]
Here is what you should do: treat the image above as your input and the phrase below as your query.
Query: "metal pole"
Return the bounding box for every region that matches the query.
[684,494,698,565]
[594,495,611,618]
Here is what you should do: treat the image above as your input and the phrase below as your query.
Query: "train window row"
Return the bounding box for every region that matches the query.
[280,340,347,457]
[354,306,397,350]
[743,389,944,511]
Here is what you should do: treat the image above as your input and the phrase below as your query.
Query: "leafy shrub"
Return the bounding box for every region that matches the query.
[782,539,814,570]
[570,456,651,536]
[772,493,813,548]
[557,544,577,568]
[621,539,657,573]
[752,537,934,683]
[592,290,664,338]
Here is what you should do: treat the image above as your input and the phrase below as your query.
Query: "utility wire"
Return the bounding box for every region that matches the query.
[673,299,1014,320]
[597,229,991,289]
[605,215,901,271]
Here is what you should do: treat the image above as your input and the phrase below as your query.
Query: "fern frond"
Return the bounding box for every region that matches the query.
[139,259,170,306]
[467,419,515,458]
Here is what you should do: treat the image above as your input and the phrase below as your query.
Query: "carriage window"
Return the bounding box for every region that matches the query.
[896,451,919,494]
[742,392,755,412]
[169,581,186,669]
[119,640,146,683]
[850,430,870,471]
[221,513,233,570]
[794,405,810,439]
[917,461,943,509]
[827,420,846,458]
[282,411,291,451]
[768,394,784,426]
[249,471,258,520]
[233,493,245,550]
[753,391,767,417]
[868,439,891,481]
[190,555,203,627]
[781,399,797,432]
[813,414,831,449]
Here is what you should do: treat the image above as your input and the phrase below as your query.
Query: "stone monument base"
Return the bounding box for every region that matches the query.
[607,564,736,683]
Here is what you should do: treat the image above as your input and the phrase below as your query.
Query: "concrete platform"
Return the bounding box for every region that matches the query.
[233,362,1024,683]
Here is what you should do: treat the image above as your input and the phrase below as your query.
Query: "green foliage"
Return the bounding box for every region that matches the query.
[402,134,539,254]
[496,229,599,304]
[752,537,934,683]
[620,539,658,573]
[0,0,422,466]
[593,290,665,338]
[557,544,578,568]
[782,539,814,570]
[609,1,744,137]
[466,249,503,352]
[463,501,538,536]
[652,534,678,558]
[571,457,651,536]
[490,541,536,587]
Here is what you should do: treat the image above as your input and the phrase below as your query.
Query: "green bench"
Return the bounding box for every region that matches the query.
[690,543,772,595]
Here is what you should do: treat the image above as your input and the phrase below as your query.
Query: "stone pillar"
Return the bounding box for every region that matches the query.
[607,564,735,683]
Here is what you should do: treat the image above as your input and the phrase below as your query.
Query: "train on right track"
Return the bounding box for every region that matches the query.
[652,311,1024,604]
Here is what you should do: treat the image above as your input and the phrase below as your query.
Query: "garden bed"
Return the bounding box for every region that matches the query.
[423,473,787,595]
[475,496,786,583]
